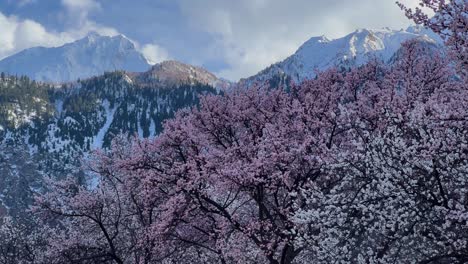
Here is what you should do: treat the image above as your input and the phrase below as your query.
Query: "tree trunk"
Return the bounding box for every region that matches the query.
[280,244,297,264]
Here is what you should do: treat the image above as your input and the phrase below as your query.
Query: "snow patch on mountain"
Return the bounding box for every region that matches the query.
[92,100,118,150]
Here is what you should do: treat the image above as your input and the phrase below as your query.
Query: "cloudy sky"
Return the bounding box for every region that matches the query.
[0,0,420,80]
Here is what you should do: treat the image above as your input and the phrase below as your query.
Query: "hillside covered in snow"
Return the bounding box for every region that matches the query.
[0,70,219,216]
[0,33,151,83]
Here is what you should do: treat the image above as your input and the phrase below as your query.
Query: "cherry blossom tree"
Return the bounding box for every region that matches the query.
[398,0,467,77]
[0,216,48,264]
[35,42,465,263]
[294,36,468,262]
[9,1,466,263]
[34,135,216,264]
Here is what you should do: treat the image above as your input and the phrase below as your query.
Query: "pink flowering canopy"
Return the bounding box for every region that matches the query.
[398,0,468,78]
[1,0,466,263]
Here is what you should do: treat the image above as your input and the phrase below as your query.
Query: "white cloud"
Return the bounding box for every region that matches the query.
[141,44,170,65]
[61,0,99,10]
[1,0,419,79]
[0,10,171,67]
[0,11,121,60]
[0,0,108,60]
[0,12,71,59]
[0,0,173,64]
[179,0,422,80]
[61,0,100,27]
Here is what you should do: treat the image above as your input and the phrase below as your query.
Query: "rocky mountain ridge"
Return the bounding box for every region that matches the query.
[241,26,443,86]
[0,33,151,83]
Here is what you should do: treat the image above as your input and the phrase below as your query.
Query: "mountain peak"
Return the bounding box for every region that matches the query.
[79,32,107,44]
[0,34,150,83]
[77,33,135,48]
[354,28,373,35]
[315,35,330,43]
[85,31,101,40]
[135,60,220,87]
[243,26,443,85]
[406,25,443,43]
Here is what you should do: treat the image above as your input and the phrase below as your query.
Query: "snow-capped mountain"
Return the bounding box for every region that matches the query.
[243,26,443,85]
[0,32,151,83]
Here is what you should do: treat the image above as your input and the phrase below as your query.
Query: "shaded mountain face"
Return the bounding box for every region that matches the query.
[0,58,229,215]
[0,71,219,216]
[242,26,443,86]
[0,33,151,83]
[0,70,218,158]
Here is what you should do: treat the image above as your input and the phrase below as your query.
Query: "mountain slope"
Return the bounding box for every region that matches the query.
[0,33,151,83]
[243,26,443,85]
[0,68,220,216]
[132,60,232,89]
